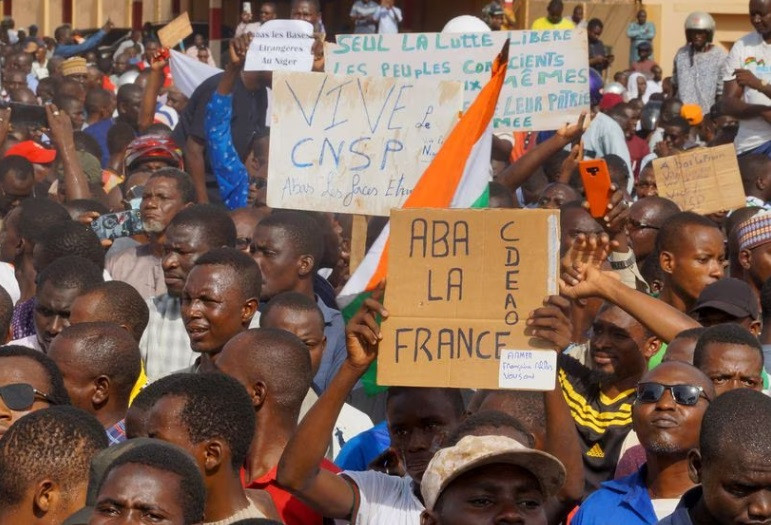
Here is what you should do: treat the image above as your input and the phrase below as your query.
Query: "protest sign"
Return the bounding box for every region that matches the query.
[378,208,560,389]
[244,19,314,72]
[158,12,193,49]
[652,144,746,215]
[325,29,590,132]
[499,349,557,391]
[267,71,463,215]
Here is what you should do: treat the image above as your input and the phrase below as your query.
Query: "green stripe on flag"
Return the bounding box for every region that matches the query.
[341,290,388,395]
[470,187,490,208]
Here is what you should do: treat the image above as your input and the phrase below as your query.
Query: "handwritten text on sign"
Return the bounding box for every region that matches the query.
[244,19,314,72]
[499,349,557,390]
[267,71,463,215]
[379,208,560,389]
[652,144,746,215]
[326,30,590,132]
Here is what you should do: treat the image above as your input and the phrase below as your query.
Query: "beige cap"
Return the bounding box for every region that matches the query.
[61,56,88,77]
[420,435,566,511]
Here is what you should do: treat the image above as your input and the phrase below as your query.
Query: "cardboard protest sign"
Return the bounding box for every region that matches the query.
[378,208,560,389]
[652,145,746,215]
[158,12,193,49]
[267,71,463,215]
[245,20,314,72]
[326,30,590,132]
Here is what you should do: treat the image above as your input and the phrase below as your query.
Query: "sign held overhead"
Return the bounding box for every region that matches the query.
[378,208,560,390]
[267,71,463,215]
[244,19,315,72]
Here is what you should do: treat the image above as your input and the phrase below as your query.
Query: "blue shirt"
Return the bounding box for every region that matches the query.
[315,296,348,394]
[54,30,107,58]
[205,91,249,209]
[335,421,391,471]
[84,118,114,168]
[657,487,701,525]
[573,467,657,525]
[105,419,126,446]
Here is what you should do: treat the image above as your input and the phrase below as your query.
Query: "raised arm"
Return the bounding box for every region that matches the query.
[205,35,252,209]
[277,287,388,519]
[498,112,588,191]
[138,50,167,132]
[46,104,90,201]
[559,246,699,342]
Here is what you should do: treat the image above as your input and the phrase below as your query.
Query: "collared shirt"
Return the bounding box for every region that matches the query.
[11,297,35,340]
[106,419,126,446]
[573,467,658,525]
[375,6,402,34]
[106,243,166,300]
[314,297,349,393]
[351,0,380,33]
[7,334,42,351]
[205,92,249,210]
[746,195,771,211]
[673,44,728,115]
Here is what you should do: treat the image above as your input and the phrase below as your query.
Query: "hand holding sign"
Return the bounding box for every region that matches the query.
[229,33,253,69]
[345,282,388,371]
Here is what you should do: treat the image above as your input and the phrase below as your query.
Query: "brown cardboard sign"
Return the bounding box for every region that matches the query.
[652,144,746,215]
[158,12,193,49]
[378,208,560,389]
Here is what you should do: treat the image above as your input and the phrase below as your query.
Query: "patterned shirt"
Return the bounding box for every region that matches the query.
[11,297,35,340]
[205,91,250,210]
[106,419,127,446]
[673,44,728,115]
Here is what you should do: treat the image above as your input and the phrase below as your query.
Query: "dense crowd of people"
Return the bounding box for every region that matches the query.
[0,0,769,524]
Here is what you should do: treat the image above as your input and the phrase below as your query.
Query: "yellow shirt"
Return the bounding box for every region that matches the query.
[531,16,576,30]
[129,362,148,404]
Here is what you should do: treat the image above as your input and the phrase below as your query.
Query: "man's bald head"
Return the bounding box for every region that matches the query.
[69,281,149,342]
[48,322,142,407]
[216,328,312,418]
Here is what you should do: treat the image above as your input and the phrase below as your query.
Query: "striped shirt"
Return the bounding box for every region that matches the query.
[559,354,635,496]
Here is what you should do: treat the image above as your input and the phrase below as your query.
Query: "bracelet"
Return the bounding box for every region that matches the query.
[609,254,636,270]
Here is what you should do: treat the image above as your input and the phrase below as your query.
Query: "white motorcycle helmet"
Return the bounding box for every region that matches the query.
[441,15,491,34]
[684,11,716,40]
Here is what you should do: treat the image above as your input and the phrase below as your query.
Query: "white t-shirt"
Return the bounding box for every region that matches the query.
[652,498,680,520]
[723,32,771,153]
[0,262,20,305]
[376,6,403,34]
[342,471,424,524]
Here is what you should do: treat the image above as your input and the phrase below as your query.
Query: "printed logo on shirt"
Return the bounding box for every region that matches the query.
[586,443,605,458]
[745,56,766,67]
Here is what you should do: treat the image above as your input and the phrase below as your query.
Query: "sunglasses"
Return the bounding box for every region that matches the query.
[636,382,710,406]
[0,383,57,411]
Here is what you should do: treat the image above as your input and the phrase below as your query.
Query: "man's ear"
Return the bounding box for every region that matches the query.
[241,298,259,325]
[738,248,752,271]
[642,336,662,361]
[687,448,702,484]
[32,479,57,515]
[297,254,315,278]
[203,440,224,473]
[659,250,675,275]
[421,509,440,525]
[749,319,762,336]
[252,380,268,409]
[92,375,110,407]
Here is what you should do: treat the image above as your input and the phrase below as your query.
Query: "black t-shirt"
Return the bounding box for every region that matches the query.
[558,353,635,497]
[172,72,269,201]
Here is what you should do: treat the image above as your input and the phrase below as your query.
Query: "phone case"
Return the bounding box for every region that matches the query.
[91,210,144,240]
[579,159,612,219]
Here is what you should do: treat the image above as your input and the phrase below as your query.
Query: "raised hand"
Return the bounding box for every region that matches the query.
[555,111,589,144]
[45,103,74,145]
[345,281,388,371]
[526,295,574,351]
[559,261,619,301]
[229,33,253,68]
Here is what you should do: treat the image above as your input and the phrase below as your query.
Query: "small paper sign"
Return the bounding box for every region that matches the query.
[245,19,314,72]
[652,144,746,215]
[498,349,557,390]
[158,12,193,49]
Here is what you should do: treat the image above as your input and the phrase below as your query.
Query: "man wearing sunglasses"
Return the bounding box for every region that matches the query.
[573,362,714,525]
[0,345,70,439]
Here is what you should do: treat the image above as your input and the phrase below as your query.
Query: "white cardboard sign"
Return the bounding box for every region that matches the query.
[245,19,314,72]
[326,30,590,132]
[267,71,463,215]
[498,349,558,390]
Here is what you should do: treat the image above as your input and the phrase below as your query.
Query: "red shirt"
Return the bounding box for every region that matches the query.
[626,134,650,180]
[242,459,341,525]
